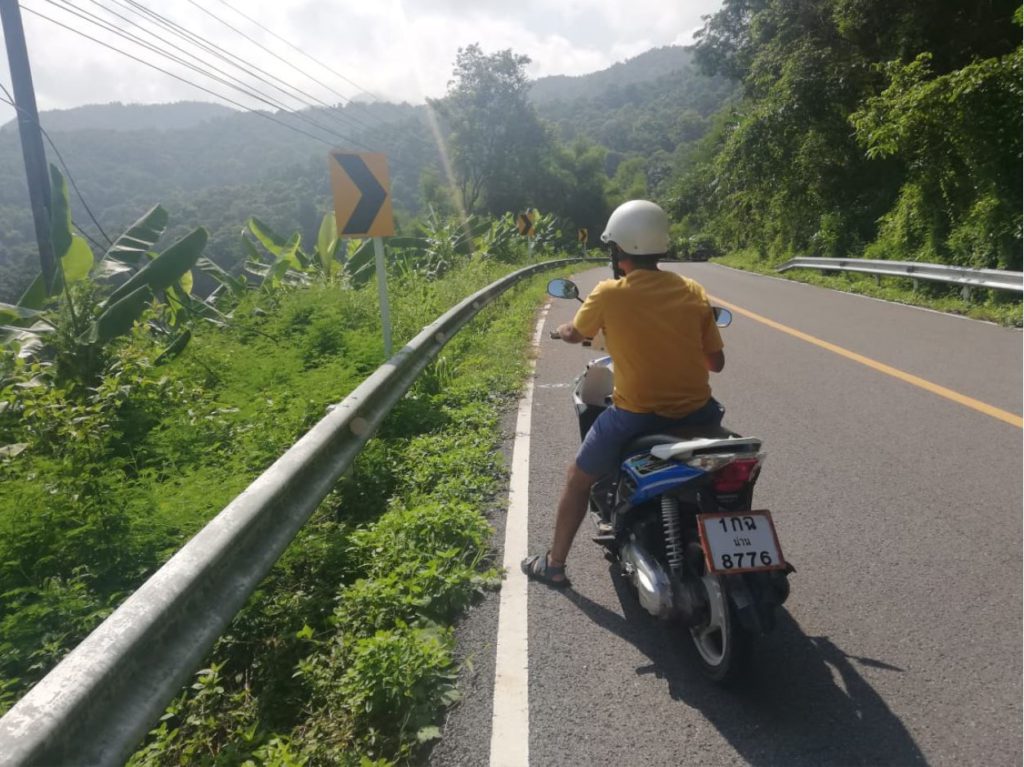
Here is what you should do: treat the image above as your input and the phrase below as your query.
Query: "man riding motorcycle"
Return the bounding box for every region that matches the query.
[522,199,726,588]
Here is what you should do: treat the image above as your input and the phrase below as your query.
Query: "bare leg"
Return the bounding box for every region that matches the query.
[548,462,598,567]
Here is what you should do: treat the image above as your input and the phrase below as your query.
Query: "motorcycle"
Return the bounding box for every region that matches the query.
[547,277,793,683]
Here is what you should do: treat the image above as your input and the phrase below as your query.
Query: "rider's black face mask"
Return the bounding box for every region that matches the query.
[609,244,625,279]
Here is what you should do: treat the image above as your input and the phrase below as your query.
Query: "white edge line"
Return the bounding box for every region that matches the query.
[488,303,548,767]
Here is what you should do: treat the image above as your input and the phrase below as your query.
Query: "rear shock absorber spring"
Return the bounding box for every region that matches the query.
[661,496,684,576]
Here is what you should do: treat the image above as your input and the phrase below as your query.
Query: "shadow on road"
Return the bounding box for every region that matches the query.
[560,566,927,766]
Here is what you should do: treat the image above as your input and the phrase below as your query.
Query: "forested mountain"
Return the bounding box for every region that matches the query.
[0,100,236,133]
[534,50,736,183]
[2,46,725,302]
[529,46,693,104]
[0,101,439,301]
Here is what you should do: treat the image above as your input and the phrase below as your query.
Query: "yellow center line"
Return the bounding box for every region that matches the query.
[711,295,1024,429]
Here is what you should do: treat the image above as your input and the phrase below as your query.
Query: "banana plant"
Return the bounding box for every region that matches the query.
[315,212,340,279]
[242,213,381,289]
[15,165,95,311]
[197,256,247,304]
[242,216,309,290]
[474,214,522,262]
[2,165,208,377]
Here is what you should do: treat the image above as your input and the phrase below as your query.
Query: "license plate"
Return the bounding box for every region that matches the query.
[697,511,786,574]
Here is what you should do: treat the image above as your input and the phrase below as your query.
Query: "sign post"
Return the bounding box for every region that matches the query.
[372,236,391,356]
[328,151,396,356]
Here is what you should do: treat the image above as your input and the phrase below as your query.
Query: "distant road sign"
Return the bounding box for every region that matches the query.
[329,151,394,238]
[578,228,588,245]
[516,210,537,237]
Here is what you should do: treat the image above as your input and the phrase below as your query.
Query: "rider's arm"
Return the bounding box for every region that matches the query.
[701,301,725,372]
[557,323,587,344]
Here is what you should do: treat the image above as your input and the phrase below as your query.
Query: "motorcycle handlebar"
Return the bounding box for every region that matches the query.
[549,330,592,347]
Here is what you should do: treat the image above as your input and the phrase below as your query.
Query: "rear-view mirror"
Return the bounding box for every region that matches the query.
[713,307,733,327]
[547,278,580,301]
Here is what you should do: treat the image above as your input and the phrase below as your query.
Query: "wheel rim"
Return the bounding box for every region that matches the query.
[690,575,729,668]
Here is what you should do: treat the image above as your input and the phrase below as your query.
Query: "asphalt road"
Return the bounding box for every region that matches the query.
[430,263,1023,767]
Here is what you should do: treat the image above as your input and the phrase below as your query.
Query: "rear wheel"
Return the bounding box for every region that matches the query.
[688,575,751,684]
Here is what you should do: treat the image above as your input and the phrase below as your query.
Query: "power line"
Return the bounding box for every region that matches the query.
[91,0,316,110]
[212,0,388,106]
[102,0,389,142]
[73,222,108,251]
[20,3,350,150]
[169,0,437,153]
[40,0,433,165]
[183,0,384,132]
[39,0,367,149]
[1,81,113,246]
[76,0,369,147]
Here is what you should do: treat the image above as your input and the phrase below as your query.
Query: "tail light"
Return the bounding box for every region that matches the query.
[685,453,765,494]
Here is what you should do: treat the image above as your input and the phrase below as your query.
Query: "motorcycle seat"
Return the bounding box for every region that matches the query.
[623,425,740,456]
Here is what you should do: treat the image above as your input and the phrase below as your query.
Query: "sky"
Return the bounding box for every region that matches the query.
[0,0,722,123]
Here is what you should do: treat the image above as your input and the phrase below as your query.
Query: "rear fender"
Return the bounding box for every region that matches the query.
[724,575,765,634]
[725,572,781,635]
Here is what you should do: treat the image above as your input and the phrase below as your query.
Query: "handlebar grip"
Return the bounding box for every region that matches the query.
[549,331,561,340]
[582,340,592,347]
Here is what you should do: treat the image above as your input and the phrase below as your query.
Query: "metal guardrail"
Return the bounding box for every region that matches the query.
[777,257,1024,298]
[0,257,601,767]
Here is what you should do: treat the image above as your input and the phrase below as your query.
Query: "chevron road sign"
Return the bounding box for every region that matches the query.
[328,151,395,238]
[516,210,537,237]
[328,151,396,356]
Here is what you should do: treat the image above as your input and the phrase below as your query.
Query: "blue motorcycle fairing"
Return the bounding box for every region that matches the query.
[622,452,705,505]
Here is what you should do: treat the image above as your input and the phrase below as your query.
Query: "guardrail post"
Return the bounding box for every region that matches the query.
[961,285,973,302]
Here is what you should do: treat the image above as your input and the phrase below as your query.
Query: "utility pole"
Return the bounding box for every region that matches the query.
[1,0,56,294]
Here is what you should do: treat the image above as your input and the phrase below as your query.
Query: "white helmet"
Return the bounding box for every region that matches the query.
[600,200,670,256]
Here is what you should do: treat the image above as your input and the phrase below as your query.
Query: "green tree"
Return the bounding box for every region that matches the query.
[607,156,648,207]
[676,0,1021,265]
[850,48,1022,269]
[432,45,548,215]
[534,138,610,234]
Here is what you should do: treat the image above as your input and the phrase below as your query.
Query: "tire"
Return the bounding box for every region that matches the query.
[688,574,752,684]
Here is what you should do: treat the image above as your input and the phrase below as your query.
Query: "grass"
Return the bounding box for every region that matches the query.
[1,251,556,765]
[714,250,1022,327]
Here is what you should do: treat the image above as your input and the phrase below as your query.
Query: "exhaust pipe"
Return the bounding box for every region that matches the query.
[621,540,674,619]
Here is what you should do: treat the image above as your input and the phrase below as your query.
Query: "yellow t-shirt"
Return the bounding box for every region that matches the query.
[572,269,723,417]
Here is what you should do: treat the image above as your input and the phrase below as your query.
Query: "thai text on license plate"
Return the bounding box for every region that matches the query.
[697,511,786,574]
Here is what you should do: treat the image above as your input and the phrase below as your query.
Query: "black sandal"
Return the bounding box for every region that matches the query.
[521,552,570,588]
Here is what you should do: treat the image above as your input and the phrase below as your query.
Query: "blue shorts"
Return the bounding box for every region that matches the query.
[575,398,725,478]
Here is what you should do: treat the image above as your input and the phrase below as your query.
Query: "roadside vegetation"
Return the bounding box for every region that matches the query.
[0,171,569,762]
[715,250,1022,327]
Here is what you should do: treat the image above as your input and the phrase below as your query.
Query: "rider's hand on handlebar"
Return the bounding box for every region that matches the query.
[550,327,593,346]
